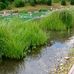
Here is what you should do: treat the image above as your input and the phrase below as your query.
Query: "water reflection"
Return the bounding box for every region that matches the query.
[0,59,23,74]
[49,31,72,42]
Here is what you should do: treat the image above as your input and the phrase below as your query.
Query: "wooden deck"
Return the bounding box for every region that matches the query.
[68,65,74,74]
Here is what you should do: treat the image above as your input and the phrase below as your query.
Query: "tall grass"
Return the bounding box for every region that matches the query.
[39,9,73,31]
[40,11,66,31]
[0,18,47,59]
[0,8,73,59]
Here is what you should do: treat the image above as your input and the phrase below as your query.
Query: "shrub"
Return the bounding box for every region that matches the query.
[47,0,52,6]
[59,10,72,31]
[53,0,59,3]
[70,0,74,5]
[61,0,66,5]
[0,2,7,10]
[40,0,47,4]
[30,0,36,6]
[14,0,25,7]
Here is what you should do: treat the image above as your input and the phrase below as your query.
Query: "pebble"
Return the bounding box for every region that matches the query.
[64,57,70,60]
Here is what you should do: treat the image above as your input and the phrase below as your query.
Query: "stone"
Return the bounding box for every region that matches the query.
[64,57,70,60]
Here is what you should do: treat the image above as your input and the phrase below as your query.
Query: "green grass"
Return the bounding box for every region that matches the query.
[0,7,74,59]
[40,11,66,31]
[0,18,47,59]
[39,9,73,31]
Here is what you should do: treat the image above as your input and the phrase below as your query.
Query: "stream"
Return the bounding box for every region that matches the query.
[0,31,74,74]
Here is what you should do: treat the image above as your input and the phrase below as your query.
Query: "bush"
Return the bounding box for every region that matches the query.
[0,2,7,10]
[70,0,74,5]
[47,0,52,6]
[2,0,9,5]
[14,0,25,7]
[30,0,36,6]
[61,0,66,5]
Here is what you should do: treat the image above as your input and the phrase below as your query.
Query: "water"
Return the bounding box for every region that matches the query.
[0,31,74,74]
[0,10,74,74]
[0,10,49,21]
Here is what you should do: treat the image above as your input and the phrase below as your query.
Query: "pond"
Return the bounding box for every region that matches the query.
[0,30,74,74]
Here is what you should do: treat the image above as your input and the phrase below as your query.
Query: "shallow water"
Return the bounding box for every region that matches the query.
[0,31,74,74]
[0,10,49,21]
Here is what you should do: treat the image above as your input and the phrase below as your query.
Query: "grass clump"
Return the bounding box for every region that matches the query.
[40,11,66,31]
[23,22,47,49]
[40,9,73,32]
[0,18,47,59]
[59,10,72,31]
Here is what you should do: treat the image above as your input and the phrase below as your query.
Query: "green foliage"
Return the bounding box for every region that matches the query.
[0,18,47,59]
[14,0,25,7]
[40,0,47,4]
[30,0,36,6]
[0,2,7,10]
[0,0,10,10]
[53,0,59,3]
[59,10,72,30]
[40,9,73,31]
[23,22,47,49]
[61,0,66,5]
[40,11,66,31]
[47,0,52,6]
[0,28,7,57]
[0,8,73,59]
[70,0,74,5]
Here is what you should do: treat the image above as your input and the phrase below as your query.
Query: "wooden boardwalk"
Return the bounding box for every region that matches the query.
[68,65,74,74]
